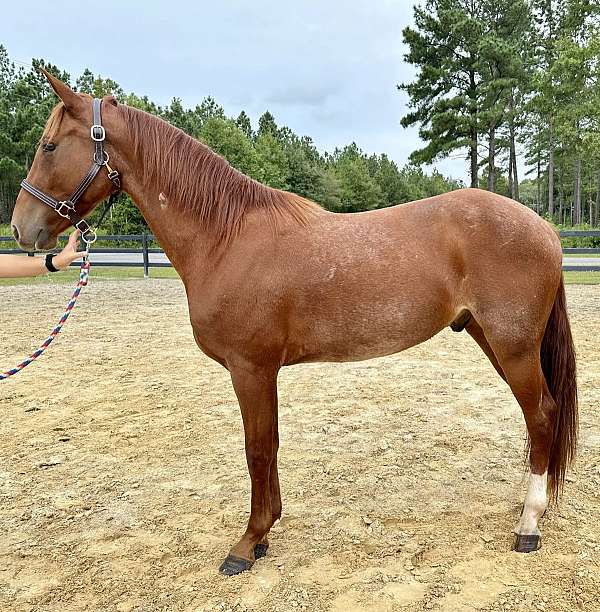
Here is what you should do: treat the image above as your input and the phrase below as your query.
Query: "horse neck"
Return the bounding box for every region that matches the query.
[113,118,220,276]
[110,106,315,279]
[120,172,207,275]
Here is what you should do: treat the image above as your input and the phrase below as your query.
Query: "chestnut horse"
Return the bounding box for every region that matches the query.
[11,72,577,575]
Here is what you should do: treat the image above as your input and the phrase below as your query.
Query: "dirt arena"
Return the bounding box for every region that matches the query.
[0,278,599,612]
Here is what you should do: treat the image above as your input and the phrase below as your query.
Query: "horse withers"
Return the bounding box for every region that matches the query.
[11,71,577,575]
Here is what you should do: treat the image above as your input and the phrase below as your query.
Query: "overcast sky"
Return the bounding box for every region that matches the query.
[3,0,468,181]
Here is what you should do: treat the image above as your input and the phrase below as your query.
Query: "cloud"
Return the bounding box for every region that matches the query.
[265,81,342,108]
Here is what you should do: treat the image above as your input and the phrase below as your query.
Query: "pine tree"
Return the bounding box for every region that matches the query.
[400,0,487,187]
[478,0,532,193]
[332,145,384,211]
[235,111,253,138]
[75,69,124,98]
[254,132,290,189]
[199,117,262,179]
[257,111,278,138]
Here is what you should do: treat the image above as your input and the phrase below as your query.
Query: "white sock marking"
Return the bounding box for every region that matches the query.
[515,471,548,536]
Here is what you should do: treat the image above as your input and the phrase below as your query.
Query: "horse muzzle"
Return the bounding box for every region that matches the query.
[11,222,57,252]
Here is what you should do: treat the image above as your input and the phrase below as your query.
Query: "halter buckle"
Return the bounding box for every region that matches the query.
[56,200,75,218]
[91,125,106,141]
[81,228,98,245]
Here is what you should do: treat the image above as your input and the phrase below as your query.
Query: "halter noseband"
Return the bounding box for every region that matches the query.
[20,98,121,245]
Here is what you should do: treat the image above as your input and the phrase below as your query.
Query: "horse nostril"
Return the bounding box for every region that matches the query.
[11,224,19,242]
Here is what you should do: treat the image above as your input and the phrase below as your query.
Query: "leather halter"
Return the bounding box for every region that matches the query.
[20,98,121,244]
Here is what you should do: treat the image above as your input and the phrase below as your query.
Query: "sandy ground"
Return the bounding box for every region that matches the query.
[0,279,599,612]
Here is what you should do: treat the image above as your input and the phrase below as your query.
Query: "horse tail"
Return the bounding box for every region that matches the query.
[540,276,578,502]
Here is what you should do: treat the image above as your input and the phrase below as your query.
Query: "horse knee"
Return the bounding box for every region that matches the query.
[245,443,274,471]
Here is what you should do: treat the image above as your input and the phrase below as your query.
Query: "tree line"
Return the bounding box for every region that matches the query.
[0,45,461,233]
[3,0,598,233]
[401,0,600,226]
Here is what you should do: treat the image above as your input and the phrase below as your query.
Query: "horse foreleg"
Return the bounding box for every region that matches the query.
[219,365,280,576]
[256,411,282,560]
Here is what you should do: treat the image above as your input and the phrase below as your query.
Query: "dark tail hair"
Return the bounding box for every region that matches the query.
[540,276,578,502]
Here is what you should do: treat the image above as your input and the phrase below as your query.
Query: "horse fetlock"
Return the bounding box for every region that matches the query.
[514,515,542,537]
[515,471,548,537]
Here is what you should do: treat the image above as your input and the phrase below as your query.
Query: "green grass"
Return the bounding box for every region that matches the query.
[563,271,600,285]
[0,266,180,286]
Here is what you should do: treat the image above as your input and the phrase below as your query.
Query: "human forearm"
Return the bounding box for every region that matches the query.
[0,231,85,279]
[0,254,48,278]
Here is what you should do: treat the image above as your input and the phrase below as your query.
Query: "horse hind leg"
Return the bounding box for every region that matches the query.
[462,316,551,550]
[469,318,562,552]
[477,277,577,552]
[497,348,557,551]
[463,316,506,382]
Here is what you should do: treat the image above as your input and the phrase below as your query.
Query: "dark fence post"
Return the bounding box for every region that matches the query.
[142,232,149,278]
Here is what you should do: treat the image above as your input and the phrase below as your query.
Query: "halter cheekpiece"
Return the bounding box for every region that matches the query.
[20,98,121,245]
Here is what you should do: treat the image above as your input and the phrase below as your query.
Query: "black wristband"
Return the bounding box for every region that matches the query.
[45,253,60,273]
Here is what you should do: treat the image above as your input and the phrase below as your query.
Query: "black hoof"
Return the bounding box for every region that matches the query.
[219,554,254,576]
[254,543,269,559]
[513,534,541,553]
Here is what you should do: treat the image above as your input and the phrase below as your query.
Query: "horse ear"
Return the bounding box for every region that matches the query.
[104,95,118,107]
[39,67,81,111]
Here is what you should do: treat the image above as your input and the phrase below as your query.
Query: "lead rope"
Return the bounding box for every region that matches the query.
[0,248,91,381]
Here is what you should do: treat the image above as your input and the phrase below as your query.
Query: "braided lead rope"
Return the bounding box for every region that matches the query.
[0,253,91,381]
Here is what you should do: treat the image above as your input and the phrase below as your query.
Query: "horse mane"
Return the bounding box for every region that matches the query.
[120,105,321,242]
[40,102,66,144]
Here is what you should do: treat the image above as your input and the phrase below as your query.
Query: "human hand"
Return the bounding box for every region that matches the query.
[51,230,87,270]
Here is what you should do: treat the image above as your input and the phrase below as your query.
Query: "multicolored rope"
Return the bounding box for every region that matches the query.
[0,254,91,381]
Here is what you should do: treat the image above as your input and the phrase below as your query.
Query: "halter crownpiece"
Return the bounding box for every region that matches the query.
[20,98,121,245]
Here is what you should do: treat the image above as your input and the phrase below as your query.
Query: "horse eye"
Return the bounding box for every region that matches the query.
[42,142,56,152]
